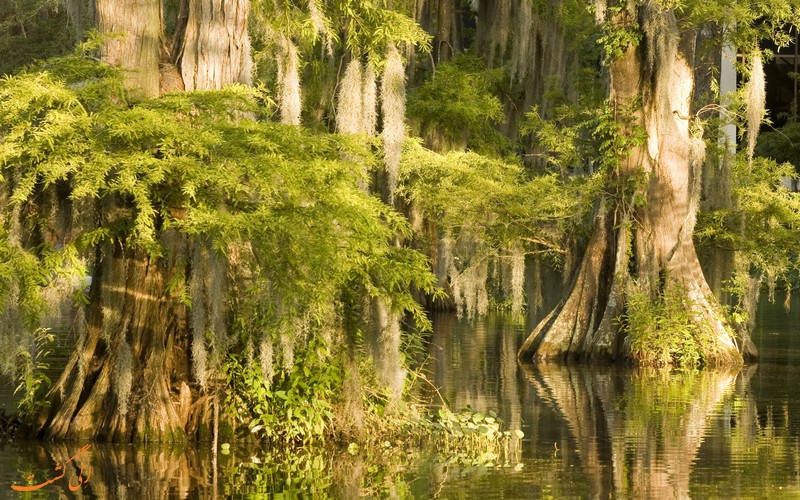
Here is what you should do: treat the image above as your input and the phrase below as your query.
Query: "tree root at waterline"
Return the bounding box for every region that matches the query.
[518,208,745,368]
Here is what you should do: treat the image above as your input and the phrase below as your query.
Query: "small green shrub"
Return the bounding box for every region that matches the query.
[222,343,338,446]
[14,328,53,419]
[407,55,511,156]
[621,282,711,368]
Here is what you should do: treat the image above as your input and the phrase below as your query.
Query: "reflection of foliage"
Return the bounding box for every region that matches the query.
[424,407,524,467]
[221,448,334,498]
[624,370,700,433]
[218,404,524,497]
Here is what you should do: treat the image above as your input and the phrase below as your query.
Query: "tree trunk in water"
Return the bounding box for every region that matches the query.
[38,233,190,442]
[38,0,252,443]
[97,0,161,100]
[518,3,743,367]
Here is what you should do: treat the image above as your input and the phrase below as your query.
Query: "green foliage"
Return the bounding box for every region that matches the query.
[248,0,431,130]
[332,0,432,62]
[521,96,645,179]
[223,346,337,446]
[0,230,83,415]
[14,328,53,419]
[0,53,439,425]
[423,407,523,468]
[677,0,800,53]
[398,139,592,317]
[754,122,800,169]
[0,0,76,76]
[621,282,712,368]
[596,4,641,64]
[399,140,588,255]
[522,103,596,175]
[407,55,510,156]
[696,153,800,292]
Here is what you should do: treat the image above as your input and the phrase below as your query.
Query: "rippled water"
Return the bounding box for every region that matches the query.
[1,298,799,498]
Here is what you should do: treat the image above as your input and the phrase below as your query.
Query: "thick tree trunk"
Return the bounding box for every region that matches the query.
[518,3,743,367]
[97,0,161,100]
[38,236,190,442]
[38,0,252,443]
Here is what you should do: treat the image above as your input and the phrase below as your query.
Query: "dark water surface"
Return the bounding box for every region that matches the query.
[1,300,800,498]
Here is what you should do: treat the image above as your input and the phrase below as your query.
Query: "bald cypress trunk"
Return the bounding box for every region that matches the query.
[38,236,189,442]
[176,0,252,90]
[38,0,252,443]
[518,3,742,367]
[97,0,162,100]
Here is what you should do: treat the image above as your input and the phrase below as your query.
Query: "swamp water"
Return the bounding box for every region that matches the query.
[0,299,799,498]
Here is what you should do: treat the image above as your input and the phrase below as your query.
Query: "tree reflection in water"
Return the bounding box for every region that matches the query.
[522,364,738,499]
[4,312,800,497]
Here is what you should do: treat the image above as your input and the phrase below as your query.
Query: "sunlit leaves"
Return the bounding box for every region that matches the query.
[399,139,588,256]
[407,55,509,156]
[696,154,800,287]
[0,57,445,402]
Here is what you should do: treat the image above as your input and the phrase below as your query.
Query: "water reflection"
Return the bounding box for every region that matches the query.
[2,312,800,498]
[0,442,215,498]
[427,312,800,498]
[522,364,736,499]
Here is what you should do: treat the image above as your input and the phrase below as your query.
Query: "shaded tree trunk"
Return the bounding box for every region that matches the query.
[518,2,742,367]
[435,0,455,62]
[38,232,189,442]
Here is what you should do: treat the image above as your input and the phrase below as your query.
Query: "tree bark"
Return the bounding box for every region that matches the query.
[37,231,190,442]
[518,2,743,367]
[435,0,455,62]
[97,0,161,100]
[176,0,252,91]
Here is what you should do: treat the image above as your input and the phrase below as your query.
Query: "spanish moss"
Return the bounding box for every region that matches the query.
[381,44,406,201]
[362,64,378,136]
[746,52,766,167]
[336,59,363,134]
[278,36,302,126]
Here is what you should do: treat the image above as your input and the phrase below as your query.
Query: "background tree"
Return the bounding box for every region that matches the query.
[518,0,800,367]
